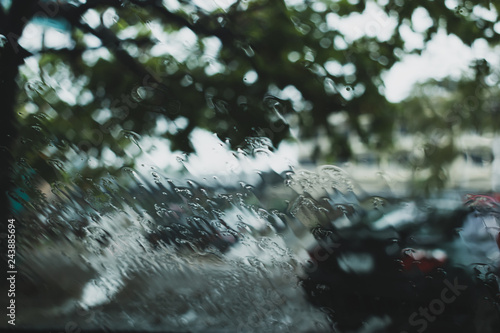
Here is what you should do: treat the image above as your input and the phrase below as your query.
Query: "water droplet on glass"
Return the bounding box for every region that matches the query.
[121,130,142,148]
[0,34,7,47]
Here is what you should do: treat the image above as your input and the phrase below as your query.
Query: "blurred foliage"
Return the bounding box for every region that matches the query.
[1,0,500,194]
[397,58,500,191]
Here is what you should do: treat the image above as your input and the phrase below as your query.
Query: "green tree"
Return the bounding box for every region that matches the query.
[396,58,500,191]
[1,0,499,211]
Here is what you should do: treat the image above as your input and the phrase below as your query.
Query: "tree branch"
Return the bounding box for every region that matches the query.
[41,0,122,22]
[128,0,238,45]
[37,0,246,81]
[44,0,236,46]
[0,5,6,31]
[29,35,154,58]
[81,21,161,80]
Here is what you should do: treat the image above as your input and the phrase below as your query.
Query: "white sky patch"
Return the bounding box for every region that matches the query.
[309,0,499,103]
[18,21,73,53]
[102,8,119,28]
[204,60,225,76]
[243,70,258,85]
[19,56,41,78]
[83,34,102,48]
[202,36,225,75]
[399,24,424,51]
[18,23,43,52]
[56,88,77,105]
[43,28,73,49]
[117,26,139,40]
[284,0,304,6]
[333,35,348,50]
[102,146,124,167]
[187,129,297,183]
[82,9,101,29]
[202,36,222,58]
[270,85,306,111]
[183,130,257,185]
[150,26,198,62]
[135,136,180,171]
[81,47,112,66]
[154,117,169,135]
[411,7,433,33]
[383,30,499,102]
[162,0,181,11]
[22,57,83,106]
[134,129,298,185]
[444,0,459,10]
[473,5,498,22]
[324,60,343,76]
[192,0,237,12]
[327,1,397,42]
[80,280,112,309]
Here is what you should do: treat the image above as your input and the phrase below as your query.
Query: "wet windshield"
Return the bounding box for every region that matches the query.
[1,0,500,332]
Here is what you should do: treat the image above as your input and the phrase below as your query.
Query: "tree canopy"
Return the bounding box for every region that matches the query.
[1,0,500,203]
[3,2,500,330]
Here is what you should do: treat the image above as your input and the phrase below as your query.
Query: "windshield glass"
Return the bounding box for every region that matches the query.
[1,1,500,332]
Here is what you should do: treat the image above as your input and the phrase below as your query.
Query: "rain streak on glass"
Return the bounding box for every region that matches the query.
[5,0,500,332]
